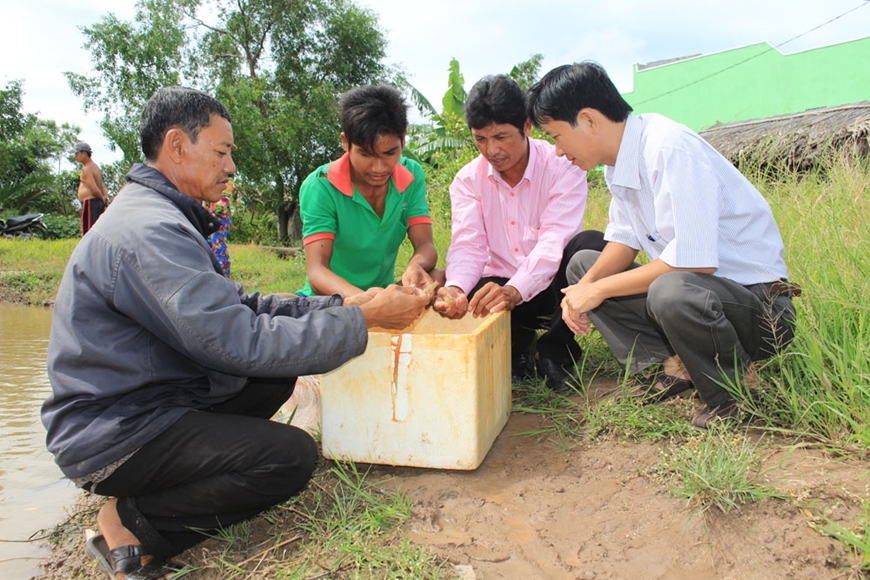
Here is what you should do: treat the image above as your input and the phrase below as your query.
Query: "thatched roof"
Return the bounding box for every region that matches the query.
[700,102,870,171]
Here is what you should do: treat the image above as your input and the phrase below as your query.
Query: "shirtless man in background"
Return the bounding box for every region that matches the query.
[74,141,109,236]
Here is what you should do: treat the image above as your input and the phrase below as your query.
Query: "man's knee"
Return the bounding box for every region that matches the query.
[646,272,700,322]
[566,249,601,285]
[564,230,605,255]
[274,426,318,482]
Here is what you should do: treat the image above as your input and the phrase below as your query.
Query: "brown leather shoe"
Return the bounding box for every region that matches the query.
[691,400,740,429]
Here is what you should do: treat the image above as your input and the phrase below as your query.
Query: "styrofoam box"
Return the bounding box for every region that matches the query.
[321,309,511,470]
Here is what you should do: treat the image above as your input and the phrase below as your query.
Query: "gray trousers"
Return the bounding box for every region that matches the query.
[567,250,796,407]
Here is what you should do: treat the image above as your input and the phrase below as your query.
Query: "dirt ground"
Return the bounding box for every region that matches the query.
[37,381,869,580]
[388,411,868,580]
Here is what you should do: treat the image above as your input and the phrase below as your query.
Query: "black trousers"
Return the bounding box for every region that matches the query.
[469,230,606,363]
[93,377,317,560]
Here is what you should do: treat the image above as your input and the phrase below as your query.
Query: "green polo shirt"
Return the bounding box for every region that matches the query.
[298,153,431,295]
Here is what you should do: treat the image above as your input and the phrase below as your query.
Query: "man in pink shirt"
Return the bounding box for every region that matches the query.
[434,75,605,392]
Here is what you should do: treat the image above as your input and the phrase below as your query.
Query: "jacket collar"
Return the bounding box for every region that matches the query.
[126,164,220,237]
[326,152,415,197]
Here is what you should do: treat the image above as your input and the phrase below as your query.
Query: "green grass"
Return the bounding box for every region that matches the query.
[736,154,870,451]
[192,460,449,579]
[230,244,308,295]
[0,238,78,305]
[817,496,870,573]
[655,426,782,516]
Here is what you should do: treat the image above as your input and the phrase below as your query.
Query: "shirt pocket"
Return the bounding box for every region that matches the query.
[522,226,540,247]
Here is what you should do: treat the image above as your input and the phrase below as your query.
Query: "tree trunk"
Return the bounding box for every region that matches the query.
[276,204,290,243]
[288,200,302,242]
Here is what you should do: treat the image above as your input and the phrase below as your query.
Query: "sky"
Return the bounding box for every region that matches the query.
[3,0,869,168]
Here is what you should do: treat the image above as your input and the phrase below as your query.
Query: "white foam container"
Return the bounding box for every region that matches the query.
[321,309,511,469]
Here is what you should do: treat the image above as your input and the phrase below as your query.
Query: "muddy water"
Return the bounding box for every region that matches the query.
[0,304,79,579]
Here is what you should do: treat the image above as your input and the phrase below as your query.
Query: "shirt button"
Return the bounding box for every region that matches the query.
[514,247,519,252]
[510,221,516,225]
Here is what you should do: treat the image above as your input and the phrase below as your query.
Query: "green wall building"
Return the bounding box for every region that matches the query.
[623,36,870,131]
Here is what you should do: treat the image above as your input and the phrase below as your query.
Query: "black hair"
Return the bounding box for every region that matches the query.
[464,75,527,134]
[527,61,632,127]
[339,85,408,152]
[140,87,232,162]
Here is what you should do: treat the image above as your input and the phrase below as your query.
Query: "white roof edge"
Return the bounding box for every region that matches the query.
[634,34,870,73]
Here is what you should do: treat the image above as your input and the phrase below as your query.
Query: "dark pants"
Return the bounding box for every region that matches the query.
[470,230,607,364]
[93,377,317,560]
[567,250,796,407]
[81,198,105,236]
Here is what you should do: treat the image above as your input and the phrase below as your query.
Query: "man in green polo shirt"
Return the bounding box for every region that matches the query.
[299,85,438,297]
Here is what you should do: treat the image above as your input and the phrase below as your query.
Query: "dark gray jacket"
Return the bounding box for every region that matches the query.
[42,164,367,479]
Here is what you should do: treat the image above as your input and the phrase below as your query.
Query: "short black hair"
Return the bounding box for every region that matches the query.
[527,62,632,127]
[339,85,408,153]
[464,75,527,134]
[140,87,232,162]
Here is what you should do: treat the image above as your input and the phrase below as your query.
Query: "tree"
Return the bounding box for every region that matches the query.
[0,80,80,214]
[508,53,544,91]
[67,0,389,242]
[65,0,195,168]
[405,54,544,163]
[203,0,388,241]
[403,58,473,164]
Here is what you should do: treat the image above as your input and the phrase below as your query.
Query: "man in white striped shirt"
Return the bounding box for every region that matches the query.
[433,75,606,392]
[527,62,797,428]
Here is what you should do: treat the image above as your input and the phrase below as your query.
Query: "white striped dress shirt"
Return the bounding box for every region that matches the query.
[604,114,789,285]
[445,138,589,303]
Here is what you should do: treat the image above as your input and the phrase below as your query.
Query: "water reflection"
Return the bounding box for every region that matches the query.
[0,303,79,579]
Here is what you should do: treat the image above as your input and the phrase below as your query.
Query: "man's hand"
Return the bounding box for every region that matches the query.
[468,282,521,318]
[560,280,603,336]
[357,285,429,330]
[401,262,433,291]
[433,286,469,319]
[343,287,383,308]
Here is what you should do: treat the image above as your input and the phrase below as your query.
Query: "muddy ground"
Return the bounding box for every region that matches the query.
[36,381,869,580]
[393,411,867,579]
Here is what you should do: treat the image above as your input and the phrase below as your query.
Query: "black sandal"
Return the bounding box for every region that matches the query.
[615,374,694,404]
[87,534,143,578]
[638,374,694,403]
[86,534,181,579]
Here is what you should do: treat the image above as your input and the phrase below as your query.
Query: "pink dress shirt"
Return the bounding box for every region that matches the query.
[445,138,589,304]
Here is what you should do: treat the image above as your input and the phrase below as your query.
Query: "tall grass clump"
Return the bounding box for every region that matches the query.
[749,153,870,450]
[272,461,448,578]
[656,426,781,516]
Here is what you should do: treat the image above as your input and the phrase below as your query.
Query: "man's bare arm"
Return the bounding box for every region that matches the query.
[93,166,109,203]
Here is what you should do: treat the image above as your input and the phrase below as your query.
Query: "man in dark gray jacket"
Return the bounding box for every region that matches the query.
[42,86,429,580]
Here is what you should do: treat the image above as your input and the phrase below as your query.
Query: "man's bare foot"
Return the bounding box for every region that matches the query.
[662,355,691,381]
[97,498,161,579]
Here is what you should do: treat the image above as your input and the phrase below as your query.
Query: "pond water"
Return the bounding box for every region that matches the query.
[0,303,80,579]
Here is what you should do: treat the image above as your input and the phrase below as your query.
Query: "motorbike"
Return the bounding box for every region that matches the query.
[0,213,49,238]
